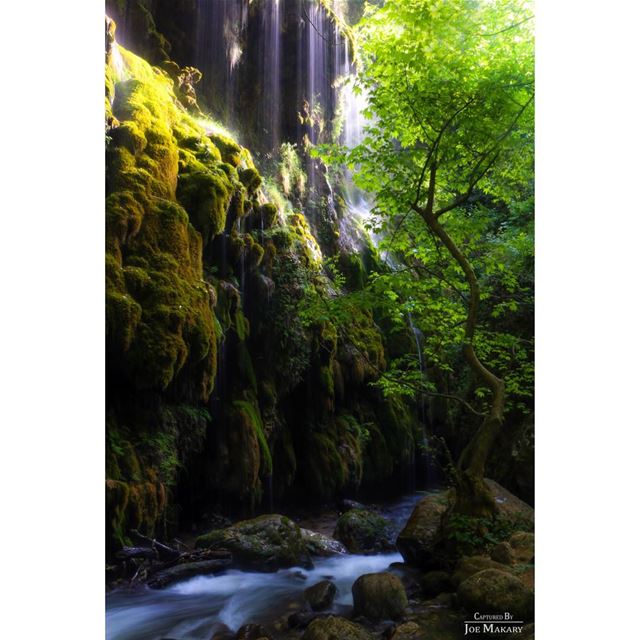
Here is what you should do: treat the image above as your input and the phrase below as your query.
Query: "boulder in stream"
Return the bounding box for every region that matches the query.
[333,509,394,554]
[396,492,450,569]
[304,580,337,611]
[195,514,313,571]
[300,528,348,557]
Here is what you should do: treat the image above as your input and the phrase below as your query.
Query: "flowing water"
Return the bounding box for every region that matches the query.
[106,492,434,640]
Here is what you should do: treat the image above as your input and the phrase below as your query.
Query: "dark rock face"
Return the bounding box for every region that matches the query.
[301,616,373,640]
[352,572,408,621]
[195,514,312,571]
[304,580,337,611]
[333,509,395,554]
[457,569,534,621]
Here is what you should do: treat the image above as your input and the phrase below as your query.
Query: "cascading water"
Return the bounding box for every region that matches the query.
[106,6,440,638]
[196,0,248,130]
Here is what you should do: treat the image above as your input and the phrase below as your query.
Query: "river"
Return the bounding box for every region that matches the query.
[106,492,433,640]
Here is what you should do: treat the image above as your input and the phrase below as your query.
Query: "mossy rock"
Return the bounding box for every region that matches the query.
[396,491,450,569]
[196,514,312,572]
[302,616,373,640]
[304,580,337,612]
[333,509,394,554]
[208,133,242,167]
[259,203,279,228]
[238,167,262,193]
[452,555,514,588]
[457,569,534,621]
[352,572,408,621]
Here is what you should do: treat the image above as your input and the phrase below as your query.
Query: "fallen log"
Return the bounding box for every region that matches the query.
[147,559,232,589]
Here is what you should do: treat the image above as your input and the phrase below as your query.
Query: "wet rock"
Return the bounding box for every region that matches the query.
[302,616,373,640]
[451,555,510,587]
[288,611,331,629]
[333,509,394,554]
[396,492,449,569]
[352,572,408,621]
[421,571,453,598]
[338,498,366,513]
[395,607,462,640]
[300,528,348,557]
[304,580,337,611]
[457,569,534,621]
[195,514,313,571]
[387,621,423,639]
[491,541,516,565]
[509,531,535,564]
[147,559,231,588]
[236,623,272,640]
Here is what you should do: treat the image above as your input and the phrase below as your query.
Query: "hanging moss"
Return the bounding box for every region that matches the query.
[238,167,262,194]
[233,399,272,476]
[260,203,279,228]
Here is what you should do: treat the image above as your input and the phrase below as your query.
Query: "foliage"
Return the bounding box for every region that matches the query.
[316,0,535,426]
[445,512,533,554]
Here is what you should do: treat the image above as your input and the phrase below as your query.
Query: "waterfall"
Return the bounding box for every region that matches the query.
[260,0,282,151]
[196,0,248,129]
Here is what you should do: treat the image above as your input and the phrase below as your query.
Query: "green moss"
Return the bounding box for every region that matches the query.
[208,133,242,167]
[277,143,307,199]
[238,167,262,194]
[237,341,258,394]
[260,203,279,228]
[233,399,272,476]
[234,308,250,341]
[107,45,256,398]
[176,167,234,241]
[339,252,367,290]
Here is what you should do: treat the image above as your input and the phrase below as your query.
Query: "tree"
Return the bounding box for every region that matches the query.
[342,0,534,515]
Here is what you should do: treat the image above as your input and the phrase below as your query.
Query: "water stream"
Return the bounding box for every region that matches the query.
[106,492,432,640]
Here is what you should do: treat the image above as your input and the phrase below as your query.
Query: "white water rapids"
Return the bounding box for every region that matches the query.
[106,493,431,640]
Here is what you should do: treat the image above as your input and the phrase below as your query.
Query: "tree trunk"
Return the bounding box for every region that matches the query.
[418,198,506,517]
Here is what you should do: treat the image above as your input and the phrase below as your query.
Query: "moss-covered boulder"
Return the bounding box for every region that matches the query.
[491,541,516,565]
[195,514,312,571]
[302,616,373,640]
[451,555,512,587]
[396,492,450,569]
[509,531,535,564]
[457,569,534,621]
[352,572,408,621]
[333,509,394,554]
